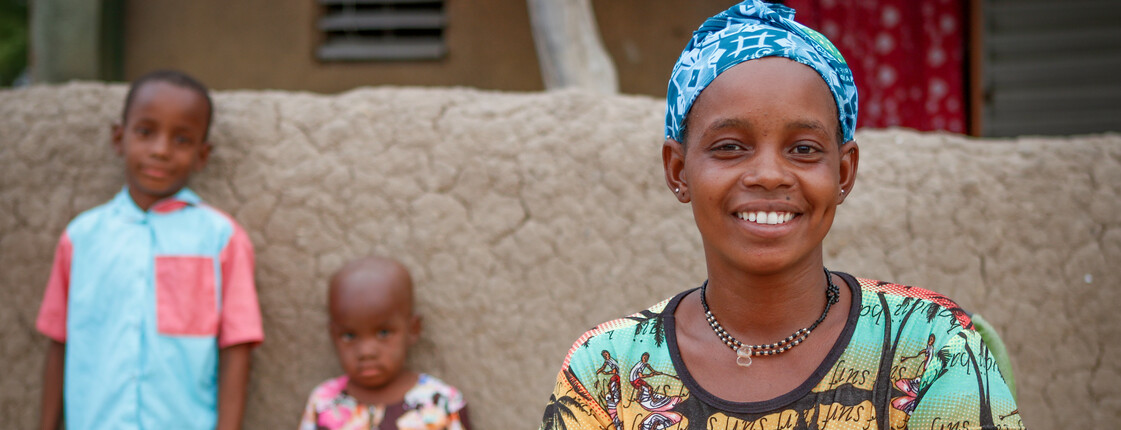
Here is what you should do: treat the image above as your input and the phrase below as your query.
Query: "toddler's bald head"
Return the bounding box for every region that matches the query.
[328,256,415,320]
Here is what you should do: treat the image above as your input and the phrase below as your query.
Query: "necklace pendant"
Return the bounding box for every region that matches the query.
[735,345,753,367]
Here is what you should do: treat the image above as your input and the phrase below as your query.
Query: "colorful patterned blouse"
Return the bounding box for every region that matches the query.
[540,273,1024,430]
[300,374,468,430]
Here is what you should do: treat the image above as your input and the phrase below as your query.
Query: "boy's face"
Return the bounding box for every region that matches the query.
[112,81,211,211]
[329,275,420,392]
[663,57,858,278]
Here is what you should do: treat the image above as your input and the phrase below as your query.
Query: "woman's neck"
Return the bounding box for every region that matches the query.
[701,261,831,341]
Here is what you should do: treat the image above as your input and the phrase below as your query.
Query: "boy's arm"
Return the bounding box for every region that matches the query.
[214,219,261,430]
[216,221,263,348]
[39,340,65,430]
[38,233,72,430]
[216,343,253,430]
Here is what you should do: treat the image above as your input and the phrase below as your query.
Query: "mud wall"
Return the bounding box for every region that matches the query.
[1,83,1118,428]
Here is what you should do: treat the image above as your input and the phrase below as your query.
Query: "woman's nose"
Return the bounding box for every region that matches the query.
[742,148,793,190]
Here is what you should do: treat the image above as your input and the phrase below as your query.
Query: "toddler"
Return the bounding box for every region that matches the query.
[300,256,470,430]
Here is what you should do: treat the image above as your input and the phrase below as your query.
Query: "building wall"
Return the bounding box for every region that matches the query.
[120,0,733,95]
[3,83,1120,428]
[594,1,730,96]
[123,0,545,92]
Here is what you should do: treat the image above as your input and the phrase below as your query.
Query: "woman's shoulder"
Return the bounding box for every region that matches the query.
[590,293,679,334]
[844,274,975,331]
[559,290,691,366]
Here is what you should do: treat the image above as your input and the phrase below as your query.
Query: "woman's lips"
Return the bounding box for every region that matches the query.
[736,211,796,225]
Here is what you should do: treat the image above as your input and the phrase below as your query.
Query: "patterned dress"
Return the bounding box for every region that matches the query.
[540,273,1024,430]
[300,374,468,430]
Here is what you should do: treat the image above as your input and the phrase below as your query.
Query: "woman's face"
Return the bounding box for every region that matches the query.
[664,57,858,278]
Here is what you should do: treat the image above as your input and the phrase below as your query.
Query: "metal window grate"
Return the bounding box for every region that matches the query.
[317,0,446,61]
[981,0,1121,136]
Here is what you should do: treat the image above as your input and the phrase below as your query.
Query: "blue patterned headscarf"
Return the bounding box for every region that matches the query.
[665,0,858,143]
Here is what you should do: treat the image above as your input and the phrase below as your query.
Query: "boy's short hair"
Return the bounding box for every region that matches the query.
[121,70,214,140]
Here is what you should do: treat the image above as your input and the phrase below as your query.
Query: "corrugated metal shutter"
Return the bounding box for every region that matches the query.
[317,0,446,61]
[982,0,1121,136]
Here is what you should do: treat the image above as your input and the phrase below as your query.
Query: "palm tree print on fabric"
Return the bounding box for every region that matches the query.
[542,393,589,430]
[539,277,1023,430]
[625,309,667,348]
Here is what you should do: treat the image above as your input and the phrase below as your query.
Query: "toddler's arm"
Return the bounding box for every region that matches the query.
[39,340,64,430]
[456,405,472,430]
[216,343,253,430]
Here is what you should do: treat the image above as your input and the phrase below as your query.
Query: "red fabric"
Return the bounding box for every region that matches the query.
[151,199,190,214]
[156,256,218,336]
[36,233,72,342]
[786,0,967,133]
[857,277,974,330]
[214,210,264,348]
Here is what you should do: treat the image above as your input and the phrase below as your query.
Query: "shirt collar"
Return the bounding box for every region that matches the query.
[113,187,201,220]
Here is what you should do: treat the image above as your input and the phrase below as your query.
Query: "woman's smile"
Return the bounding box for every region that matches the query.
[664,57,857,274]
[729,201,805,241]
[735,211,796,225]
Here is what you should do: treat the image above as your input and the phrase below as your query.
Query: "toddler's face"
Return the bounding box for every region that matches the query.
[330,284,419,391]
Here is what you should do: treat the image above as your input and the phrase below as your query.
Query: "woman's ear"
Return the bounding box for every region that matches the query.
[663,139,690,203]
[837,141,859,203]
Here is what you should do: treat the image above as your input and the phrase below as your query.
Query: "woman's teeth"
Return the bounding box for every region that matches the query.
[737,211,795,225]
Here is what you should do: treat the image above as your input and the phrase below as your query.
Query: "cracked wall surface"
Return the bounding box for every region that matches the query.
[1,83,1118,428]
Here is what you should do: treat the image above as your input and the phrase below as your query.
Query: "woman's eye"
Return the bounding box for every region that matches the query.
[714,142,743,151]
[792,143,819,154]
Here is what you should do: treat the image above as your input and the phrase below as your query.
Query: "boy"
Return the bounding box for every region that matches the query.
[37,70,264,430]
[299,256,470,430]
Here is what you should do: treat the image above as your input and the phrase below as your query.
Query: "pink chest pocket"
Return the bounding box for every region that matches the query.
[155,256,218,336]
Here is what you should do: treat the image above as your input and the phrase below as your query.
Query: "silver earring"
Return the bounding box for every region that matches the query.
[674,187,680,194]
[840,189,846,195]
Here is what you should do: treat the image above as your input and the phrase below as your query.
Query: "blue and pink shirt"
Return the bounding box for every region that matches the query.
[36,187,264,430]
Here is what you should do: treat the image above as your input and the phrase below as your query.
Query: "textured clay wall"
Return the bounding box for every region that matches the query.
[1,83,1119,428]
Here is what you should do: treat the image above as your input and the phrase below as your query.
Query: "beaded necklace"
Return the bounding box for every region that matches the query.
[700,268,840,367]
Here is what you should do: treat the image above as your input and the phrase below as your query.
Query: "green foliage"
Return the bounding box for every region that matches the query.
[0,0,28,86]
